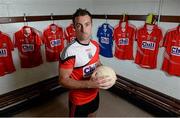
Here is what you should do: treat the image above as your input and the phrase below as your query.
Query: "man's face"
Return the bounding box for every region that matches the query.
[74,15,92,41]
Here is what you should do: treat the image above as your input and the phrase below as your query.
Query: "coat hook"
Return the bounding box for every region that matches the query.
[50,13,54,24]
[23,13,27,22]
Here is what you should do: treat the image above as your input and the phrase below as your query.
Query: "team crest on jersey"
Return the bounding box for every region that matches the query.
[0,49,7,57]
[153,37,157,41]
[70,37,75,41]
[126,33,129,37]
[83,63,96,78]
[50,39,61,47]
[22,44,34,52]
[147,35,151,40]
[171,46,180,56]
[101,37,109,44]
[88,52,93,59]
[142,41,155,50]
[2,43,7,48]
[118,38,129,45]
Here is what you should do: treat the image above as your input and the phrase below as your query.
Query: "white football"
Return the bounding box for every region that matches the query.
[92,66,117,89]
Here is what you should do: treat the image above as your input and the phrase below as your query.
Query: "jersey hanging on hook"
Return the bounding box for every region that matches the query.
[14,26,43,68]
[43,23,65,62]
[161,25,180,76]
[97,22,114,58]
[64,23,76,44]
[0,31,16,76]
[113,14,136,60]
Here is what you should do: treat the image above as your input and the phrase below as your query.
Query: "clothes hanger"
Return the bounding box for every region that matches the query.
[50,13,57,32]
[50,13,55,25]
[105,14,108,24]
[23,13,28,26]
[121,13,127,30]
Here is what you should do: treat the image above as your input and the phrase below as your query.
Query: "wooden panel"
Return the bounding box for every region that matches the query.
[0,75,180,116]
[115,75,180,116]
[0,77,60,109]
[0,15,179,24]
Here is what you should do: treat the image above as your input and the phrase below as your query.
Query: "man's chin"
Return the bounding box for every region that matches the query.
[79,37,90,41]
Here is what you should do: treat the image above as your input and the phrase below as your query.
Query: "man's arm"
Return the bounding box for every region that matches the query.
[59,68,101,89]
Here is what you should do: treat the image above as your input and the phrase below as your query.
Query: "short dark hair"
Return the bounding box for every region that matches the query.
[72,8,92,25]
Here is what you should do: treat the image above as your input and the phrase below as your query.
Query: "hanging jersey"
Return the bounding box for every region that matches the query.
[97,23,114,58]
[59,39,99,105]
[14,26,43,68]
[113,21,136,60]
[162,26,180,76]
[64,23,76,44]
[0,31,15,76]
[43,24,64,62]
[135,24,163,69]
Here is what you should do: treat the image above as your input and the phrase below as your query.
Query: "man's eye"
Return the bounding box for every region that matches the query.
[85,23,90,27]
[76,24,81,29]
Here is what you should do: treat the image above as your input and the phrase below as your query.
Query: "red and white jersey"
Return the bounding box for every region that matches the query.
[113,21,136,60]
[14,26,43,68]
[0,31,15,76]
[135,24,163,69]
[64,23,76,44]
[43,24,64,62]
[59,39,99,105]
[162,26,180,76]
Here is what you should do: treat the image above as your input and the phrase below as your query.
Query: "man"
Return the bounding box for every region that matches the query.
[59,8,111,117]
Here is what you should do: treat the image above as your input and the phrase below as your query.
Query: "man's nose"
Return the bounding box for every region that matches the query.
[81,26,86,33]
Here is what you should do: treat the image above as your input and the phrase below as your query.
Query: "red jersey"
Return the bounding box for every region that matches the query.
[113,21,136,60]
[135,24,163,69]
[0,31,15,76]
[14,26,43,68]
[60,39,99,105]
[43,24,64,62]
[64,24,76,44]
[162,26,180,76]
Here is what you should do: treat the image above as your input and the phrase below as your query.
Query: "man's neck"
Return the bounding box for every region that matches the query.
[78,38,90,45]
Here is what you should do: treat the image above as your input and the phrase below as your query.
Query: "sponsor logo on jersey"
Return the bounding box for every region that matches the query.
[101,37,109,44]
[50,39,61,47]
[22,44,34,52]
[83,63,96,78]
[171,46,180,56]
[141,41,155,50]
[0,49,7,57]
[118,38,129,45]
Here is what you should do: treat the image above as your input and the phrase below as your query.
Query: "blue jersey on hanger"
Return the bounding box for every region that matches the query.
[97,23,114,58]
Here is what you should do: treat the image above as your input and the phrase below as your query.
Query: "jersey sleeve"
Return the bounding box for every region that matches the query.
[7,36,14,51]
[42,30,47,44]
[59,47,75,69]
[13,32,18,48]
[97,27,101,38]
[35,33,43,46]
[162,31,170,48]
[59,57,75,69]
